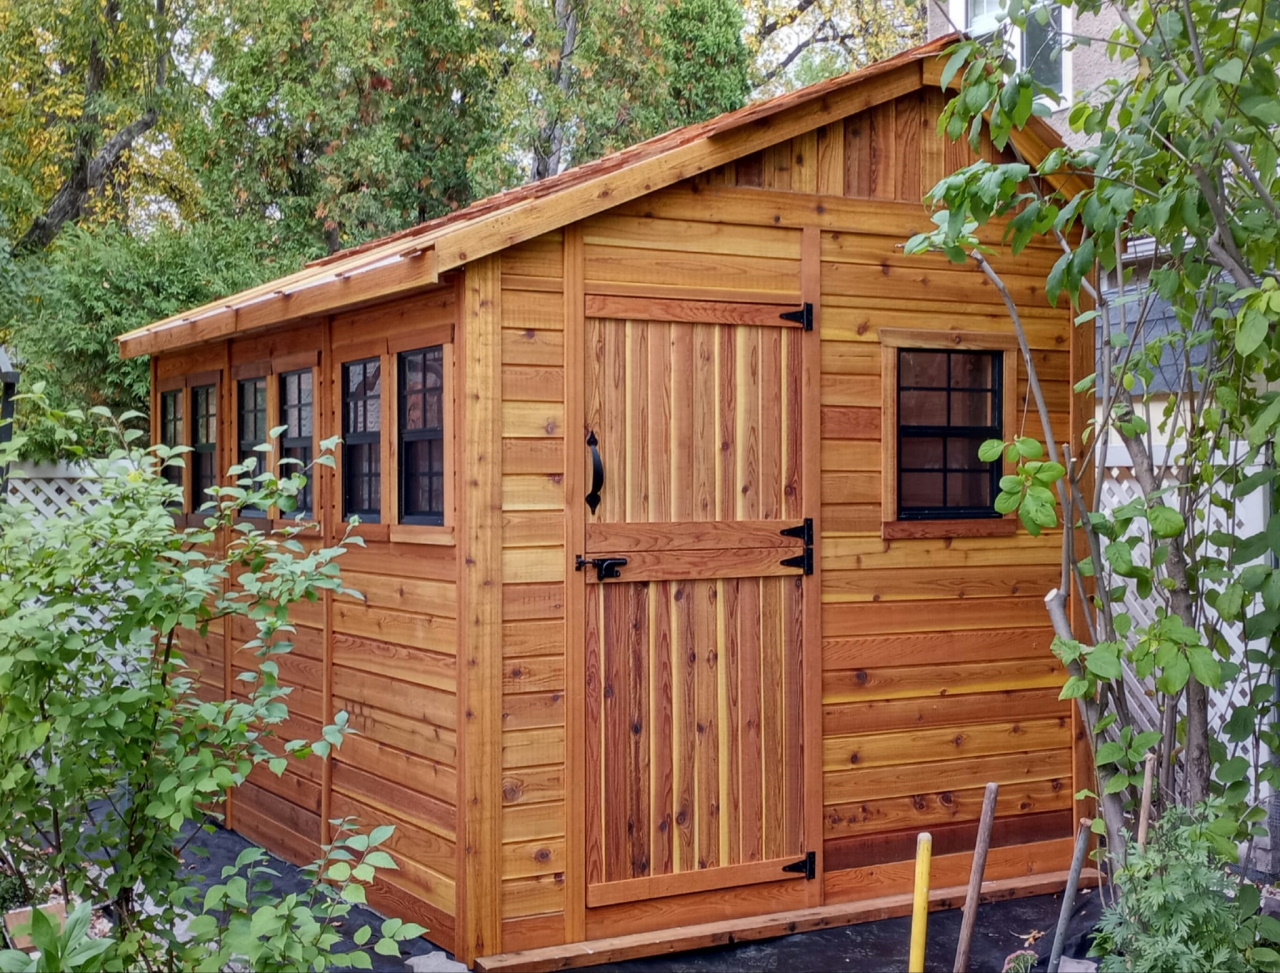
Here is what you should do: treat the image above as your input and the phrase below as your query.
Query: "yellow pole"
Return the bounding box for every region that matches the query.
[909,831,933,973]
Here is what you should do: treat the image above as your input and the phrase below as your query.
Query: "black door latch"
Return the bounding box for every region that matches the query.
[575,555,628,582]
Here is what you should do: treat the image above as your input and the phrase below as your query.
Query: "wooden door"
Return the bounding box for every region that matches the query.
[580,297,816,908]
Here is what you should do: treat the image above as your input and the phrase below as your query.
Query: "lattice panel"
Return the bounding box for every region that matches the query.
[4,466,116,640]
[1101,463,1270,802]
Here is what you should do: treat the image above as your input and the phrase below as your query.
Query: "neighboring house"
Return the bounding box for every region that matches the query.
[116,37,1096,967]
[926,2,1126,148]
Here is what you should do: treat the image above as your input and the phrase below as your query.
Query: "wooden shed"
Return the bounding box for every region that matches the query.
[118,35,1093,969]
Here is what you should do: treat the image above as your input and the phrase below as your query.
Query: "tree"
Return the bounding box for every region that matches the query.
[187,0,500,253]
[0,0,182,252]
[909,0,1280,859]
[742,0,926,95]
[473,0,751,183]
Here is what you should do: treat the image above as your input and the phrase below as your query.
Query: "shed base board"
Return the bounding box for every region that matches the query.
[475,868,1102,972]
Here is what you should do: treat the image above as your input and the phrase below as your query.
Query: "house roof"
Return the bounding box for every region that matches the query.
[117,33,1074,359]
[1096,290,1209,395]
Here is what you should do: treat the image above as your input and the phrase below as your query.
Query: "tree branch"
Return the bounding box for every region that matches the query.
[17,108,159,252]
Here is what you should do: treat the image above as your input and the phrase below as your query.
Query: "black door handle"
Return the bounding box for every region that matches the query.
[586,430,604,514]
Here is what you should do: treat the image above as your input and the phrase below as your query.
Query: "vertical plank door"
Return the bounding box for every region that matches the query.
[580,295,815,908]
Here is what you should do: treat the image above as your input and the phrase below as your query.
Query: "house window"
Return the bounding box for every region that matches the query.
[191,384,218,506]
[398,346,445,524]
[960,0,1067,103]
[897,349,1003,519]
[342,357,381,522]
[237,376,268,516]
[160,389,184,501]
[279,369,314,516]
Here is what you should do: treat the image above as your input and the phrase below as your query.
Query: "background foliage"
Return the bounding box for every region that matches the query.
[0,0,922,459]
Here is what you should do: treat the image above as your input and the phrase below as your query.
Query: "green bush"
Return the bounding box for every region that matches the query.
[1093,810,1280,972]
[0,396,419,970]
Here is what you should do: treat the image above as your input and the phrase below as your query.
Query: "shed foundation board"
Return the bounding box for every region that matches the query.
[474,869,1102,972]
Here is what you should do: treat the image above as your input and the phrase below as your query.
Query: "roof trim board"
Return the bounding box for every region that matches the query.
[117,34,1073,359]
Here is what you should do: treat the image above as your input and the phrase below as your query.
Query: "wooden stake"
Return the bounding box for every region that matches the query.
[952,782,999,972]
[909,831,932,973]
[1047,819,1093,973]
[1137,751,1157,851]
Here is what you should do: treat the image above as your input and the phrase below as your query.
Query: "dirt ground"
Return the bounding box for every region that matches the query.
[184,823,1103,973]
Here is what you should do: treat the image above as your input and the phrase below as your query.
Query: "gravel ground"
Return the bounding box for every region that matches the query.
[185,823,1103,972]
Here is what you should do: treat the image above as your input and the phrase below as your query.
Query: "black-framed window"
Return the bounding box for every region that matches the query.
[280,369,314,517]
[160,389,184,501]
[342,357,381,521]
[191,384,218,506]
[399,346,445,525]
[238,376,268,516]
[897,349,1002,519]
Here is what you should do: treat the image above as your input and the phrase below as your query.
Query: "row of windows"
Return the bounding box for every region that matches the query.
[158,347,445,525]
[160,345,999,525]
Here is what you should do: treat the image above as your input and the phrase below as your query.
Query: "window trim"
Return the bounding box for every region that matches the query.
[397,345,447,526]
[880,329,1018,540]
[341,355,384,524]
[386,327,455,543]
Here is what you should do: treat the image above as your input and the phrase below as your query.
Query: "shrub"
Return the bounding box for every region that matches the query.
[1092,810,1280,972]
[0,396,417,970]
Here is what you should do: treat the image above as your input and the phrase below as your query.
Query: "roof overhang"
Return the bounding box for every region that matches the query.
[118,33,1077,360]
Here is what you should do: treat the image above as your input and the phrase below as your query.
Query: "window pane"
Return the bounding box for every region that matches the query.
[900,390,948,426]
[900,437,944,470]
[950,390,994,426]
[947,472,992,508]
[1026,4,1063,95]
[951,353,994,389]
[899,350,948,387]
[948,436,993,471]
[901,472,944,509]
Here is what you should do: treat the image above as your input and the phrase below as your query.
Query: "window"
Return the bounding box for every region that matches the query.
[238,376,268,516]
[191,384,218,505]
[238,377,267,466]
[957,0,1069,104]
[279,369,314,516]
[897,349,1003,519]
[342,357,381,521]
[398,346,445,524]
[160,389,184,501]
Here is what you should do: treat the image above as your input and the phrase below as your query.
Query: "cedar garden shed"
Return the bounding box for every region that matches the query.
[118,36,1094,969]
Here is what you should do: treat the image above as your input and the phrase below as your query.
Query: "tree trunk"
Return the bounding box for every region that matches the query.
[531,0,578,181]
[17,110,160,252]
[1116,408,1211,805]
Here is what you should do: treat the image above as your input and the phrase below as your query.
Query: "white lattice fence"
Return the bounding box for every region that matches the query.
[5,462,99,514]
[1101,445,1270,802]
[3,461,112,634]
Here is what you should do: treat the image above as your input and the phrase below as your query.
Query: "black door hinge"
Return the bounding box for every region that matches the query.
[782,851,816,880]
[779,547,813,575]
[780,302,814,331]
[780,518,813,546]
[575,555,628,582]
[779,517,814,575]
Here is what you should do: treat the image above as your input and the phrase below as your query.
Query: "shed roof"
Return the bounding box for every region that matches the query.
[117,34,1072,359]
